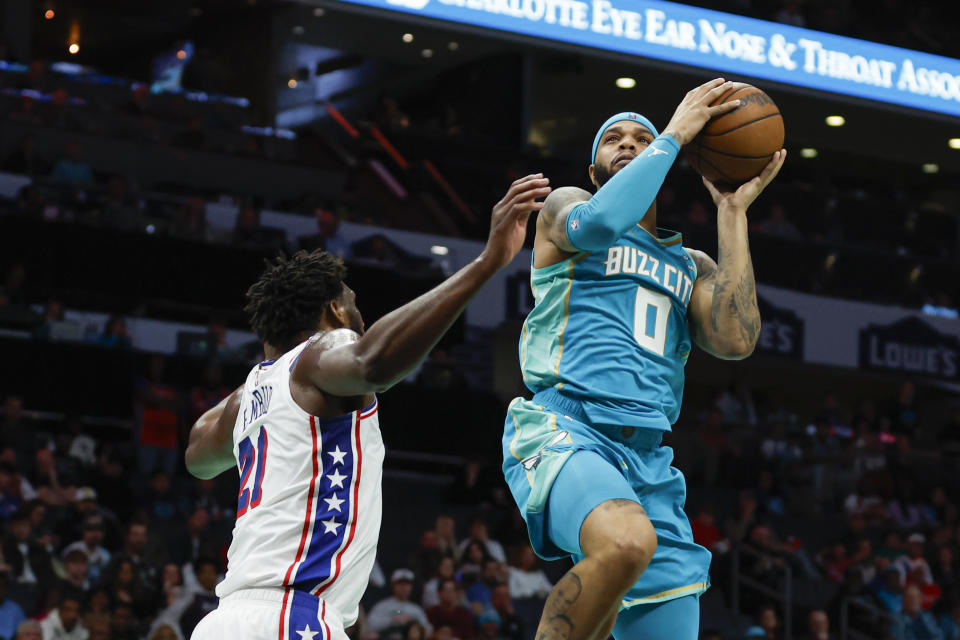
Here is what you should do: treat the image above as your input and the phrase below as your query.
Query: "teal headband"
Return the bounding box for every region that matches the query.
[591,112,659,164]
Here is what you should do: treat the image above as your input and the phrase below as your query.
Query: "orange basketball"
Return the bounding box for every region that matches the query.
[684,82,785,184]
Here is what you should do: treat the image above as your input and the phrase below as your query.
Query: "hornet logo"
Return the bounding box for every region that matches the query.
[521,430,570,471]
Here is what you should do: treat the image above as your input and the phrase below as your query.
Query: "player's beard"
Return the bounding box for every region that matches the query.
[593,161,615,188]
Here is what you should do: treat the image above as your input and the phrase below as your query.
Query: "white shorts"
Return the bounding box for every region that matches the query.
[191,588,348,640]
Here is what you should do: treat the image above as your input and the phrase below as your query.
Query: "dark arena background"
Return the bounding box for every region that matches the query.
[1,0,960,639]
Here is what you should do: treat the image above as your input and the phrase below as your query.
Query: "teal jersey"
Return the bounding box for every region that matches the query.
[519,226,698,431]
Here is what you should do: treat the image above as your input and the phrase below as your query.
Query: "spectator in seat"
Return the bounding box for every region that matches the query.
[367,569,432,639]
[465,558,501,614]
[507,545,551,600]
[433,515,460,562]
[61,516,110,585]
[897,534,935,588]
[893,584,943,639]
[99,176,142,233]
[110,603,138,640]
[298,208,351,259]
[3,507,55,613]
[458,519,506,563]
[490,584,523,640]
[95,315,132,350]
[50,142,93,186]
[800,609,836,640]
[0,573,26,640]
[691,505,726,552]
[39,588,87,640]
[14,619,42,640]
[59,549,91,594]
[426,578,474,640]
[110,521,161,611]
[231,206,261,249]
[873,567,906,614]
[134,355,183,477]
[422,556,456,609]
[756,604,782,639]
[169,197,207,243]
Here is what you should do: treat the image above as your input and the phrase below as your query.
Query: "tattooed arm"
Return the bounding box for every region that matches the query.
[687,149,787,360]
[686,243,759,360]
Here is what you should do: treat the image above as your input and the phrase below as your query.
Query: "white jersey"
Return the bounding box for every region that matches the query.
[216,338,385,632]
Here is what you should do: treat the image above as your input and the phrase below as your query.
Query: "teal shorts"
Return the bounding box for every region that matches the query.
[502,388,711,608]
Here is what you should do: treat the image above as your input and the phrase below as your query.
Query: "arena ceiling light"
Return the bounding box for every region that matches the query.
[421,49,434,58]
[431,245,449,256]
[313,7,325,16]
[800,148,818,158]
[825,115,845,127]
[448,42,459,51]
[287,78,298,89]
[44,9,54,19]
[615,77,636,89]
[68,43,79,54]
[949,138,960,149]
[402,33,414,43]
[922,163,939,173]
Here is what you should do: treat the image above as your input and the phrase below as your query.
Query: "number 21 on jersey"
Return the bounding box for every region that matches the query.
[634,286,670,356]
[237,426,268,517]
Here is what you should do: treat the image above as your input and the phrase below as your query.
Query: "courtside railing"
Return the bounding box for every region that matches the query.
[840,595,903,640]
[731,544,794,640]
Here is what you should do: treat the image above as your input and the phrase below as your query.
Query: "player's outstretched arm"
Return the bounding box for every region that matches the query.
[303,174,550,397]
[185,386,242,479]
[688,150,786,359]
[554,79,740,252]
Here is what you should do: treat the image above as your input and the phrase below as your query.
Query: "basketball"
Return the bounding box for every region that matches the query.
[684,82,785,184]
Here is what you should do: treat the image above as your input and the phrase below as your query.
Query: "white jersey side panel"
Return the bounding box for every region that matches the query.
[215,340,385,627]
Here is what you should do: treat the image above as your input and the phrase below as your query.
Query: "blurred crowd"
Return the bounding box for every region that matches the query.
[0,351,957,639]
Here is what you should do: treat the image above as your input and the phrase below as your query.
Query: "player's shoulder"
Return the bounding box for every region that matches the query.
[293,329,362,367]
[536,186,592,252]
[312,328,361,351]
[542,186,591,216]
[683,247,716,280]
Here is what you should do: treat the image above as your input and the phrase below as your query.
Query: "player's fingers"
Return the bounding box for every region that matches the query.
[508,200,547,216]
[703,80,735,101]
[508,177,549,199]
[511,173,544,187]
[506,184,550,206]
[708,100,741,117]
[501,174,545,202]
[701,176,722,199]
[691,77,726,98]
[758,149,786,184]
[510,200,549,216]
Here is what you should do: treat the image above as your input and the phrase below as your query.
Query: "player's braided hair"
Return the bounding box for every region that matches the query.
[244,250,346,350]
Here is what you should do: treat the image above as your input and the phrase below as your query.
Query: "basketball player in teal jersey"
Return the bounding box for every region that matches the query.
[502,77,786,640]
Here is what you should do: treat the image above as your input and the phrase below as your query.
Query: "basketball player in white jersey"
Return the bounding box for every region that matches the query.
[183,174,550,640]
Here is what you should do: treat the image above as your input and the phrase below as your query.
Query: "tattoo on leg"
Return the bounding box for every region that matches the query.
[537,572,582,640]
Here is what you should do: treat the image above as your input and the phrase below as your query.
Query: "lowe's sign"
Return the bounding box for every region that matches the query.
[339,0,960,117]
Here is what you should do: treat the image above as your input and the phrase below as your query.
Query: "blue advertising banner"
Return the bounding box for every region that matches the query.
[337,0,960,117]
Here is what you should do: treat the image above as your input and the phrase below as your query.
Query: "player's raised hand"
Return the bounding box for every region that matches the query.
[702,149,786,212]
[483,174,551,269]
[662,78,743,146]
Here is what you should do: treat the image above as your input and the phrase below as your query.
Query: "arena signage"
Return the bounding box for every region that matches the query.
[858,317,960,380]
[755,296,803,359]
[338,0,960,117]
